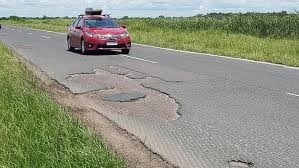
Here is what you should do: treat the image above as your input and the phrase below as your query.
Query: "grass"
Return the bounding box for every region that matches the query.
[1,19,71,33]
[1,13,298,66]
[0,43,124,167]
[122,13,299,39]
[126,26,298,66]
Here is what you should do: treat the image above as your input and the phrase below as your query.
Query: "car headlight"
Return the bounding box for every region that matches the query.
[97,34,105,39]
[85,32,97,38]
[120,31,129,38]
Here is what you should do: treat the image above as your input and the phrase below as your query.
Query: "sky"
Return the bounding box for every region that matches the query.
[0,0,298,17]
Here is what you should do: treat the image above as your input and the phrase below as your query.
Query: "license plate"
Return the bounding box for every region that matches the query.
[106,42,118,46]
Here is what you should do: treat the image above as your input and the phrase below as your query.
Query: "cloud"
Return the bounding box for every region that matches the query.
[0,0,298,17]
[0,0,17,7]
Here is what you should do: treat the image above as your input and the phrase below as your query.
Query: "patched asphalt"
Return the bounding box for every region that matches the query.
[103,92,146,102]
[1,26,299,168]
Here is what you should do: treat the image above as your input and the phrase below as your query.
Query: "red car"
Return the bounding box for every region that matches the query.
[67,9,131,54]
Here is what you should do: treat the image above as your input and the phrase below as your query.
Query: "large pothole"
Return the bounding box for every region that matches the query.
[65,67,180,122]
[229,160,254,168]
[103,92,146,102]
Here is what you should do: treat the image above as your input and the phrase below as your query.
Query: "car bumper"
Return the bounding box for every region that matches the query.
[84,37,131,51]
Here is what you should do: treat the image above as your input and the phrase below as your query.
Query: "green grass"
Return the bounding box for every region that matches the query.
[122,13,299,39]
[0,43,124,167]
[126,25,298,66]
[1,14,299,66]
[1,19,71,33]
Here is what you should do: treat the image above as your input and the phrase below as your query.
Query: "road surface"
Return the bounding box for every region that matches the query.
[1,26,298,168]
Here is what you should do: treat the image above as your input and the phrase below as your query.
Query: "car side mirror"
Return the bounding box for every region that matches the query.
[121,25,127,29]
[75,26,81,29]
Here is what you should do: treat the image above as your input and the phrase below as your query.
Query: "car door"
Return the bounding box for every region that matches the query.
[68,18,79,47]
[73,18,84,48]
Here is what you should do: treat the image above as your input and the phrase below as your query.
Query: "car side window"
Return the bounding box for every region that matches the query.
[77,18,84,27]
[72,18,81,28]
[72,19,79,27]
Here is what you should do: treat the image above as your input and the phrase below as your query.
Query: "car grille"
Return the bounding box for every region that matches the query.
[98,44,126,49]
[101,34,122,40]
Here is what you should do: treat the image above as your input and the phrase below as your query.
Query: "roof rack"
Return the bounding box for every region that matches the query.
[85,8,103,15]
[77,8,110,18]
[102,14,111,17]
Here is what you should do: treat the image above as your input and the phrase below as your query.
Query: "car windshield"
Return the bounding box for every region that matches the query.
[85,19,119,28]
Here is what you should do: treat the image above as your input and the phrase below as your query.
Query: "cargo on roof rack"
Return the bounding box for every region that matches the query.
[85,8,103,15]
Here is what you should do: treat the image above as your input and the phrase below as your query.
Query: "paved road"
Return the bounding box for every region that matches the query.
[1,26,298,168]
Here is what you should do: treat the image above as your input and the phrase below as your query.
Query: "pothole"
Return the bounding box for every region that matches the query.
[100,65,131,75]
[229,160,253,168]
[100,65,149,80]
[126,72,148,79]
[65,68,180,121]
[103,92,146,102]
[66,73,115,94]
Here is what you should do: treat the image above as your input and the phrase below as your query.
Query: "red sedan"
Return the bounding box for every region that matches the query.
[67,10,131,55]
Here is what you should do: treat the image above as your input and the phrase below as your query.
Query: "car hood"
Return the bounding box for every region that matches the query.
[85,28,126,35]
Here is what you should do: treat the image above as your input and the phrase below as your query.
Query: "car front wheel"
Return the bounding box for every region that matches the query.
[81,40,88,55]
[67,37,74,51]
[121,49,130,54]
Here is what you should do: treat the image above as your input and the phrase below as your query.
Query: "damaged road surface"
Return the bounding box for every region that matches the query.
[2,26,299,168]
[66,68,179,121]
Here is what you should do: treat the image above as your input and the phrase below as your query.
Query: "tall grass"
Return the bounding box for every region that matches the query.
[0,43,124,167]
[120,12,299,39]
[119,13,299,66]
[1,18,72,33]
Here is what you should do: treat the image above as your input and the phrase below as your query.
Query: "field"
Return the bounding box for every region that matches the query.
[1,12,299,66]
[0,43,124,167]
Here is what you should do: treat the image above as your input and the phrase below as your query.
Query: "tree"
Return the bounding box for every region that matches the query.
[42,15,48,19]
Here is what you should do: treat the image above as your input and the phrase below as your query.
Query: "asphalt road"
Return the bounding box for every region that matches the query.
[1,26,298,168]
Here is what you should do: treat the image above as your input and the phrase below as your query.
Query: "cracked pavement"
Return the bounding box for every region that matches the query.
[1,26,299,168]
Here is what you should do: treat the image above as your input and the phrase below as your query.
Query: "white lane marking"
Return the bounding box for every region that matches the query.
[120,54,158,64]
[11,29,15,30]
[133,43,299,70]
[9,26,299,70]
[27,32,33,35]
[41,36,51,39]
[18,30,22,32]
[31,28,66,35]
[286,93,299,97]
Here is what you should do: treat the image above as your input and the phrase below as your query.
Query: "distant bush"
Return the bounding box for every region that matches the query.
[8,16,25,21]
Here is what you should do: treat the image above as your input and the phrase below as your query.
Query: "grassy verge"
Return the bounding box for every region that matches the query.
[0,43,124,167]
[1,18,298,66]
[1,19,71,33]
[128,26,299,67]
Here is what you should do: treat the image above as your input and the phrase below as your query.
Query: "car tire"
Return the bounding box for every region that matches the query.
[121,49,130,54]
[67,37,74,51]
[81,39,88,55]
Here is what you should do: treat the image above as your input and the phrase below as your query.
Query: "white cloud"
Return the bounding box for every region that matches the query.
[0,0,298,17]
[0,0,17,7]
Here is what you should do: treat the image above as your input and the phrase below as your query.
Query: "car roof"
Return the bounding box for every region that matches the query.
[81,15,110,20]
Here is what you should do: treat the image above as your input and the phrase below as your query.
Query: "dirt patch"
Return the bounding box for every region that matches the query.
[8,47,175,168]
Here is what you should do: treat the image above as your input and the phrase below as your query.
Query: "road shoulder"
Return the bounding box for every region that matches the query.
[6,43,174,168]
